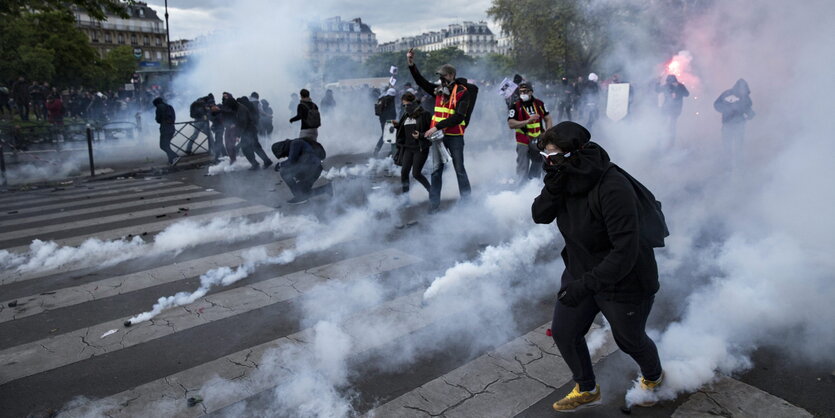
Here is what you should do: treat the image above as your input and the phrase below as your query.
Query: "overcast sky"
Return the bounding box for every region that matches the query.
[144,0,498,43]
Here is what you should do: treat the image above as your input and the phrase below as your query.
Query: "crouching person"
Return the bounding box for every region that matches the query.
[271,138,333,204]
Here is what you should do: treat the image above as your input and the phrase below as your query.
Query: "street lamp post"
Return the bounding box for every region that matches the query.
[164,0,172,71]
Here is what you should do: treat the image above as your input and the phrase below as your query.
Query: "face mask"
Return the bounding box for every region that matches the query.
[404,103,419,114]
[434,86,450,96]
[520,94,531,102]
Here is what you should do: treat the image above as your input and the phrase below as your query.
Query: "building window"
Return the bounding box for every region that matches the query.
[156,51,162,60]
[144,36,149,45]
[144,51,150,59]
[118,34,125,44]
[105,33,112,43]
[131,34,137,45]
[156,37,162,46]
[91,31,99,42]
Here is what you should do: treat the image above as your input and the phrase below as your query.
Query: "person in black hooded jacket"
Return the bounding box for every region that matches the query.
[393,91,432,195]
[714,78,754,169]
[531,121,663,412]
[236,96,273,170]
[152,97,179,165]
[220,92,239,163]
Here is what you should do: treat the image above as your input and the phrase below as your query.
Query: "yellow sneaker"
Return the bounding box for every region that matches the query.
[552,383,602,412]
[636,372,664,407]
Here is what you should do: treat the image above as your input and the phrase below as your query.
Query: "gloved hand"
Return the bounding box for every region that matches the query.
[543,162,566,193]
[558,280,592,308]
[274,162,281,172]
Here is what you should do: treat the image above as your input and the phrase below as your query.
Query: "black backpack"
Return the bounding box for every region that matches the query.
[589,164,669,248]
[304,102,321,128]
[374,98,383,116]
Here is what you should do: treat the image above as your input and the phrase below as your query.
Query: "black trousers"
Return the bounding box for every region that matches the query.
[400,147,430,193]
[240,131,271,166]
[159,127,178,163]
[280,164,323,198]
[551,293,662,390]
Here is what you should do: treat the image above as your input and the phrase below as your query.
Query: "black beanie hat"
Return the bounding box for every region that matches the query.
[540,121,591,153]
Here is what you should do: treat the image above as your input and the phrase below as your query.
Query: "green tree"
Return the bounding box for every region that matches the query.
[0,11,98,86]
[471,53,515,82]
[364,47,477,82]
[18,45,56,81]
[1,0,129,20]
[100,46,138,88]
[488,0,714,80]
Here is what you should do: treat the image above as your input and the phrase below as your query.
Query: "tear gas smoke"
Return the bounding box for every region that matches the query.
[0,159,83,186]
[125,190,404,325]
[422,226,556,301]
[0,211,317,275]
[322,157,398,180]
[207,157,256,175]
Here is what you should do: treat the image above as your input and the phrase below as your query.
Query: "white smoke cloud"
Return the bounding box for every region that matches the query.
[0,211,317,275]
[206,157,254,175]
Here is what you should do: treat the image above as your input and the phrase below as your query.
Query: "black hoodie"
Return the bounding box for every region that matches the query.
[714,79,754,124]
[220,93,238,128]
[532,142,659,303]
[236,97,257,135]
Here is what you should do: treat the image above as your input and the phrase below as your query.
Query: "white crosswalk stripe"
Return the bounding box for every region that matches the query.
[0,238,298,323]
[0,178,169,203]
[0,180,183,210]
[2,205,273,253]
[59,289,457,418]
[0,248,421,385]
[0,186,209,228]
[0,197,247,242]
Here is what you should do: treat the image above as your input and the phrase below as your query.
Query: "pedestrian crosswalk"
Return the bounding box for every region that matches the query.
[0,177,816,417]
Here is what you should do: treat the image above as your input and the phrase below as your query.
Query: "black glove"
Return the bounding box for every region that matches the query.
[558,280,592,308]
[543,162,566,193]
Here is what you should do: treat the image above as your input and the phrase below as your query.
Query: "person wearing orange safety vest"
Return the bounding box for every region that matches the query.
[508,82,553,182]
[407,48,472,213]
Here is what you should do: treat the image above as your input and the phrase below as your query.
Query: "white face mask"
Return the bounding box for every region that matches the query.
[520,94,531,102]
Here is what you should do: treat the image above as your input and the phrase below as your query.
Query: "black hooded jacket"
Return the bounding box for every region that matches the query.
[220,93,238,128]
[236,97,257,135]
[395,107,432,151]
[714,79,754,124]
[531,142,659,303]
[153,98,175,130]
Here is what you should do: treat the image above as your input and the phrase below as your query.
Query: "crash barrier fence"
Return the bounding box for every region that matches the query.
[0,119,211,186]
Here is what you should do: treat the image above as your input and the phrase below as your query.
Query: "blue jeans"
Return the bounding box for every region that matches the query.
[429,135,471,210]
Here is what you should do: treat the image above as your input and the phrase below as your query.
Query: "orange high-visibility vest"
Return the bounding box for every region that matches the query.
[513,99,546,145]
[430,84,468,136]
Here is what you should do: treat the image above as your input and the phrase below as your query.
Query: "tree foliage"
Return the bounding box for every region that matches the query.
[0,0,130,20]
[0,11,136,89]
[488,0,713,80]
[363,47,477,79]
